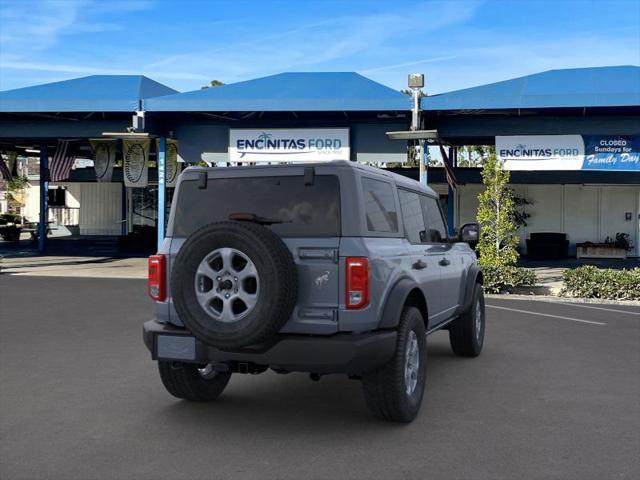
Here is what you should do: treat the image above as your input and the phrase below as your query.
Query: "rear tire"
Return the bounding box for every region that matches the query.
[449,283,485,357]
[362,306,427,423]
[158,361,231,402]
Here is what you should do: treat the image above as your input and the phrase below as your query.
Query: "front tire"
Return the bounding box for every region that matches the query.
[449,283,485,357]
[158,361,232,402]
[362,306,427,423]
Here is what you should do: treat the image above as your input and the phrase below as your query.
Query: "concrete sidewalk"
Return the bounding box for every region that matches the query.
[0,255,147,278]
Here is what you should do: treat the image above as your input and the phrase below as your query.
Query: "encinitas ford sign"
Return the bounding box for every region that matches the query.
[229,128,350,162]
[496,135,585,170]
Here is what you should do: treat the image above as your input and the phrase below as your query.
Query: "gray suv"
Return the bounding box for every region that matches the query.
[144,161,484,422]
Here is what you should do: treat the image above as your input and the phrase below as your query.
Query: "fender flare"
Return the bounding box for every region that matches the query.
[460,264,483,313]
[378,278,424,329]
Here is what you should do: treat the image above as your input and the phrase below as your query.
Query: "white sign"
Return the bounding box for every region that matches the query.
[122,138,150,187]
[90,139,116,182]
[496,135,585,170]
[229,128,350,163]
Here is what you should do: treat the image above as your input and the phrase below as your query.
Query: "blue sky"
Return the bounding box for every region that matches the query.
[0,0,638,94]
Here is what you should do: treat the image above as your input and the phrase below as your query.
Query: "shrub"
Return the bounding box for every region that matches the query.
[561,266,640,300]
[482,265,537,294]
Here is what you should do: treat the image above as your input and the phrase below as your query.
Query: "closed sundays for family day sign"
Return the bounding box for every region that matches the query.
[496,135,640,171]
[229,128,350,162]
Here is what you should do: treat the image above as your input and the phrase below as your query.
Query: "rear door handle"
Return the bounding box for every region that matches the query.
[439,257,450,266]
[412,260,427,270]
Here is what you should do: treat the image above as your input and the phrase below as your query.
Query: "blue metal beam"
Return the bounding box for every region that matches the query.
[38,145,48,254]
[157,137,166,251]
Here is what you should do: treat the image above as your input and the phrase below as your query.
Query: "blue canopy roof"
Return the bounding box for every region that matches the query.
[0,75,178,113]
[422,66,640,111]
[145,72,411,112]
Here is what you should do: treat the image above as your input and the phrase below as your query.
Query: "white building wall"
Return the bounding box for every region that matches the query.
[449,183,639,257]
[78,182,122,235]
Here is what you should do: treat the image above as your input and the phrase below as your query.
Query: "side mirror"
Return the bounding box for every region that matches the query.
[458,223,480,244]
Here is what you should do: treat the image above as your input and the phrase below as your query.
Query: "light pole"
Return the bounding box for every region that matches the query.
[408,73,426,185]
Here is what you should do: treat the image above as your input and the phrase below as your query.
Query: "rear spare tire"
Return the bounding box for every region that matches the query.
[171,221,297,350]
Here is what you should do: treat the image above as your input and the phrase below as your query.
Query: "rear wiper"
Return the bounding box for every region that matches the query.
[229,212,291,226]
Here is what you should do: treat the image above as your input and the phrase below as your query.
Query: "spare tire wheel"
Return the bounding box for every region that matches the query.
[171,221,298,350]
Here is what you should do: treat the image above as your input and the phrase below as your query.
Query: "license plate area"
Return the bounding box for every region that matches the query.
[156,335,196,361]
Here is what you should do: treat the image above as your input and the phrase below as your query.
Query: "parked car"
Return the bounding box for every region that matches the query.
[143,161,484,422]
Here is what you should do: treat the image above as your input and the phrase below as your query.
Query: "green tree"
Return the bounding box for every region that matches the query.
[476,153,519,268]
[201,79,225,89]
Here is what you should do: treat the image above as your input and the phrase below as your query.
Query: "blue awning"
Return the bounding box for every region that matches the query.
[145,72,411,112]
[0,75,178,113]
[422,66,640,111]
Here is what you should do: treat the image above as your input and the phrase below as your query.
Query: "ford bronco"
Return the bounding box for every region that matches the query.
[144,161,484,422]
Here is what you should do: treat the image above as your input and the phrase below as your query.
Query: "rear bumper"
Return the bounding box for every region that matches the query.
[143,319,397,375]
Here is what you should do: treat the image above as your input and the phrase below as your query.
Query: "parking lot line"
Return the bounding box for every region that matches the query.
[548,302,640,316]
[486,304,606,326]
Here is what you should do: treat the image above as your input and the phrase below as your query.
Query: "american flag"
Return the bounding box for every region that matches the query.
[49,140,78,182]
[0,157,12,181]
[439,145,458,190]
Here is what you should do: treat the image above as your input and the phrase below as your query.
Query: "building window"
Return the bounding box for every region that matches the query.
[48,187,66,207]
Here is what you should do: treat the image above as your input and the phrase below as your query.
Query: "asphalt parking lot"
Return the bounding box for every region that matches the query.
[1,275,638,480]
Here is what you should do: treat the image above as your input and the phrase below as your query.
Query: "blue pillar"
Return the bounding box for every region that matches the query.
[38,145,48,254]
[157,137,166,251]
[447,146,456,236]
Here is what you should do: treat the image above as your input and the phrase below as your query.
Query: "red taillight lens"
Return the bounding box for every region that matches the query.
[346,257,369,309]
[148,255,166,301]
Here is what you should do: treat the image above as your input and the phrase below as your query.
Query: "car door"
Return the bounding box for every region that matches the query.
[420,194,463,320]
[397,189,444,325]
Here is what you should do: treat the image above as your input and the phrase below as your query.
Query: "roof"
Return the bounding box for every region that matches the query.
[422,66,640,111]
[0,75,178,113]
[145,72,411,112]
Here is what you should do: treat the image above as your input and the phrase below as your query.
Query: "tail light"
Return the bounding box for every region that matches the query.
[346,257,369,309]
[148,255,166,301]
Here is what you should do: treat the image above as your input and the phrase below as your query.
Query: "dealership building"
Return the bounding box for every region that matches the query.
[0,65,638,257]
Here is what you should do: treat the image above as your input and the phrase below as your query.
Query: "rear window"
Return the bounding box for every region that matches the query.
[172,175,341,237]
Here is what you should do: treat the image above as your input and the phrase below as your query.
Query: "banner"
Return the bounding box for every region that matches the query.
[229,128,350,163]
[496,135,584,170]
[497,135,640,171]
[122,138,149,187]
[156,138,181,187]
[90,139,116,182]
[582,136,640,171]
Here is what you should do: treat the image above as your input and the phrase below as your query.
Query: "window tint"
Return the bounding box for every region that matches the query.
[420,195,448,243]
[173,175,340,237]
[398,189,426,244]
[361,177,398,233]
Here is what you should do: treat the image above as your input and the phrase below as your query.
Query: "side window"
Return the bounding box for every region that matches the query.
[420,195,448,243]
[398,189,427,244]
[361,177,398,233]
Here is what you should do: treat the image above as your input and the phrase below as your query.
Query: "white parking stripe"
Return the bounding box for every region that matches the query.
[549,302,640,316]
[486,304,606,326]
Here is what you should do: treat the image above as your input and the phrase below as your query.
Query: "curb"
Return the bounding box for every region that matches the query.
[486,293,640,307]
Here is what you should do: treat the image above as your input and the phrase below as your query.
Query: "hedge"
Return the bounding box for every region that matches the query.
[561,266,640,301]
[482,265,537,294]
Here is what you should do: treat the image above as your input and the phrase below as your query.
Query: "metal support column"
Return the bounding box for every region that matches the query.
[419,140,427,185]
[447,146,456,236]
[157,137,166,251]
[38,145,48,254]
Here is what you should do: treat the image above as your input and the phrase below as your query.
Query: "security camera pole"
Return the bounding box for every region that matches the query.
[408,73,426,185]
